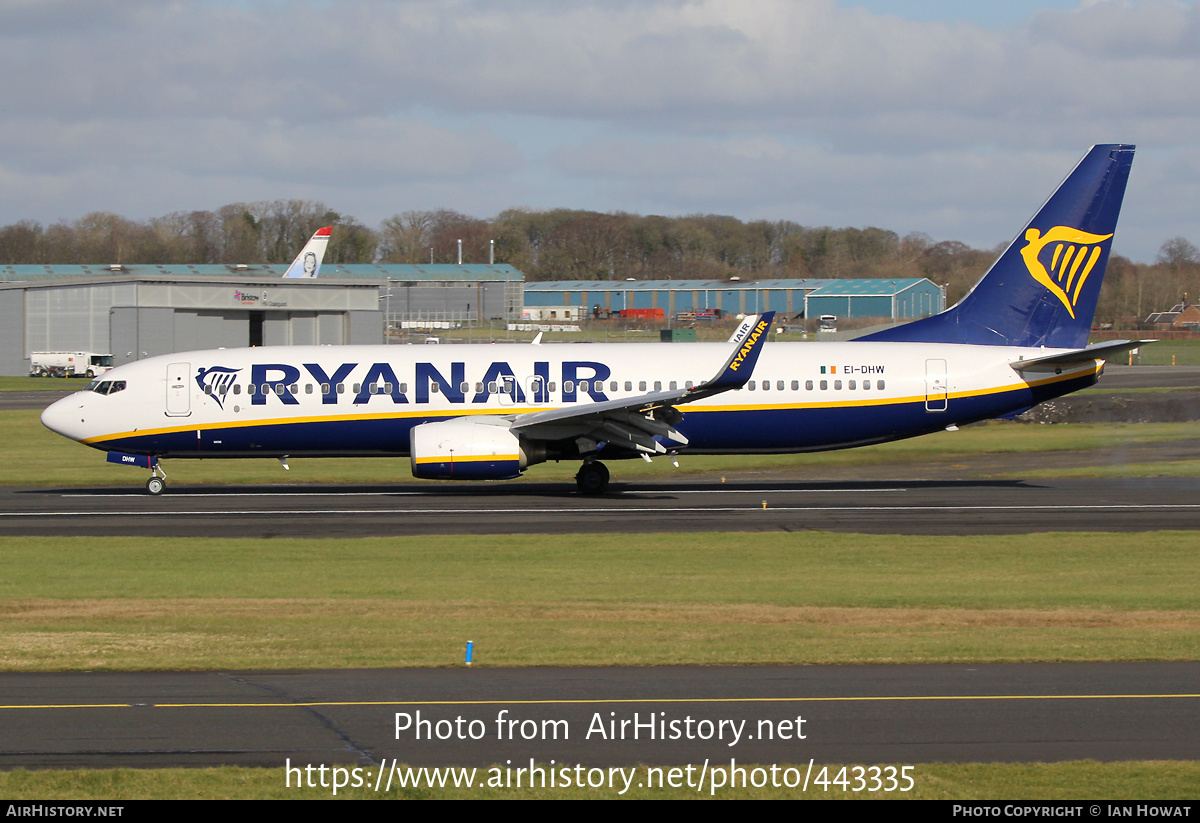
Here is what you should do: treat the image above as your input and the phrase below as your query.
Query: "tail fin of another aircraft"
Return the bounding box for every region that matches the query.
[282,226,333,278]
[860,145,1134,349]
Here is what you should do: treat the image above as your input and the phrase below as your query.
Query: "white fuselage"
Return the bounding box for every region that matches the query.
[41,340,1100,463]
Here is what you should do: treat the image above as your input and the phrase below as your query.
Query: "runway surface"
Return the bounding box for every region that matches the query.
[3,663,1197,770]
[2,474,1198,537]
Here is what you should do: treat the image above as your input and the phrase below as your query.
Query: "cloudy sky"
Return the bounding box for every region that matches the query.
[1,0,1197,262]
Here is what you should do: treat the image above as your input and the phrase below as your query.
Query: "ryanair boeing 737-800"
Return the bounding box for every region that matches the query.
[41,145,1143,495]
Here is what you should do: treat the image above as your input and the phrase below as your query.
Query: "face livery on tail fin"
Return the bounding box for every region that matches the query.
[861,145,1134,348]
[282,226,333,278]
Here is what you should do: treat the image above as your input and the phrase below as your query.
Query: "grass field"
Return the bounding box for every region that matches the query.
[1114,339,1200,366]
[2,531,1197,671]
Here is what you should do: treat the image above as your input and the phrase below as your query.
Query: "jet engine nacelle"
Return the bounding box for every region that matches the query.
[409,417,543,480]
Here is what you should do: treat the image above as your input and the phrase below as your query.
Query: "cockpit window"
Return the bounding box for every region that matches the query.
[86,380,127,396]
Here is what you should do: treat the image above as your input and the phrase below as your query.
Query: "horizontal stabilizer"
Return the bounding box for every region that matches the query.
[1010,339,1154,371]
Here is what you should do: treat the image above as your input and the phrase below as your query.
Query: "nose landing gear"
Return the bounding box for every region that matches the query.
[145,460,167,495]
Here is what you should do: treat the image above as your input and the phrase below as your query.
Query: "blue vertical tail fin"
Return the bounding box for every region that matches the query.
[861,144,1134,348]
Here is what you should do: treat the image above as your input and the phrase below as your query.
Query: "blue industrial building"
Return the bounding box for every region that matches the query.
[524,277,943,320]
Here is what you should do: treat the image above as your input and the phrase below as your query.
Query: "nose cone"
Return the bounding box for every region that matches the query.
[41,394,90,442]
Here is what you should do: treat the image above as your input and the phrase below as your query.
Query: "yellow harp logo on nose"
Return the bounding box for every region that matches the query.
[1019,226,1113,319]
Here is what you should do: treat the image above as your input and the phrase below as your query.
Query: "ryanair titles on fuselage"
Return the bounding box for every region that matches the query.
[198,360,616,407]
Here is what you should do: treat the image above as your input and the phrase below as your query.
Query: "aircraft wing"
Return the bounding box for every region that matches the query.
[509,313,774,455]
[1010,339,1154,372]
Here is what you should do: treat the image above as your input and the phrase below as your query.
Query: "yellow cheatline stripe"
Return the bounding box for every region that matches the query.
[3,692,1196,710]
[413,454,520,465]
[81,364,1101,446]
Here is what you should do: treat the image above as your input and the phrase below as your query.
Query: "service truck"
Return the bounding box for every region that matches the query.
[30,351,114,378]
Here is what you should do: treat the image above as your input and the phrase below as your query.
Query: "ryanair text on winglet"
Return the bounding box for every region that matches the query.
[728,319,769,372]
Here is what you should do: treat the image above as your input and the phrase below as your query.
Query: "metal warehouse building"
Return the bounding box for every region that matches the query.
[803,278,945,320]
[523,277,943,320]
[0,263,524,377]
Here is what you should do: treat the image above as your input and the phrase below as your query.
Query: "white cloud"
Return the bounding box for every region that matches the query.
[0,0,1196,259]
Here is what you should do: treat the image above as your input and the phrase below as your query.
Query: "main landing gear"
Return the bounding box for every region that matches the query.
[575,460,609,496]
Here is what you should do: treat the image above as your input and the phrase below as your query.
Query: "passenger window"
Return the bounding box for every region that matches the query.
[748,381,756,391]
[248,384,256,396]
[548,382,557,392]
[685,381,694,389]
[305,384,313,394]
[564,380,575,393]
[579,381,588,392]
[863,380,871,390]
[369,383,379,395]
[878,380,886,390]
[820,380,828,390]
[204,385,213,394]
[460,382,470,393]
[761,380,769,390]
[488,381,498,393]
[777,381,785,391]
[610,381,618,391]
[320,383,330,394]
[654,381,662,391]
[353,383,361,394]
[400,383,408,393]
[233,384,241,395]
[625,381,633,391]
[336,383,345,394]
[806,380,813,390]
[849,380,856,390]
[289,384,298,394]
[669,381,677,390]
[275,384,285,395]
[834,380,842,390]
[385,383,393,393]
[431,382,439,394]
[639,381,647,391]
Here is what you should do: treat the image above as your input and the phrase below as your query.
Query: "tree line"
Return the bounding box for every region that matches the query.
[0,200,1195,325]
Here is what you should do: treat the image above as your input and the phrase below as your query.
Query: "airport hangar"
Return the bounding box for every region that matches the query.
[0,263,524,377]
[523,277,945,321]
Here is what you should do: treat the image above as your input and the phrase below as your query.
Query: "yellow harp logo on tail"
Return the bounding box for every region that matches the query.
[1019,226,1113,319]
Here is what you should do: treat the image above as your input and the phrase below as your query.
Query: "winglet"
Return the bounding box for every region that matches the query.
[703,311,775,392]
[727,314,757,344]
[282,227,333,278]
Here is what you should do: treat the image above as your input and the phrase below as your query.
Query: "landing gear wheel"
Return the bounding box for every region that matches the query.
[146,476,165,495]
[575,461,610,496]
